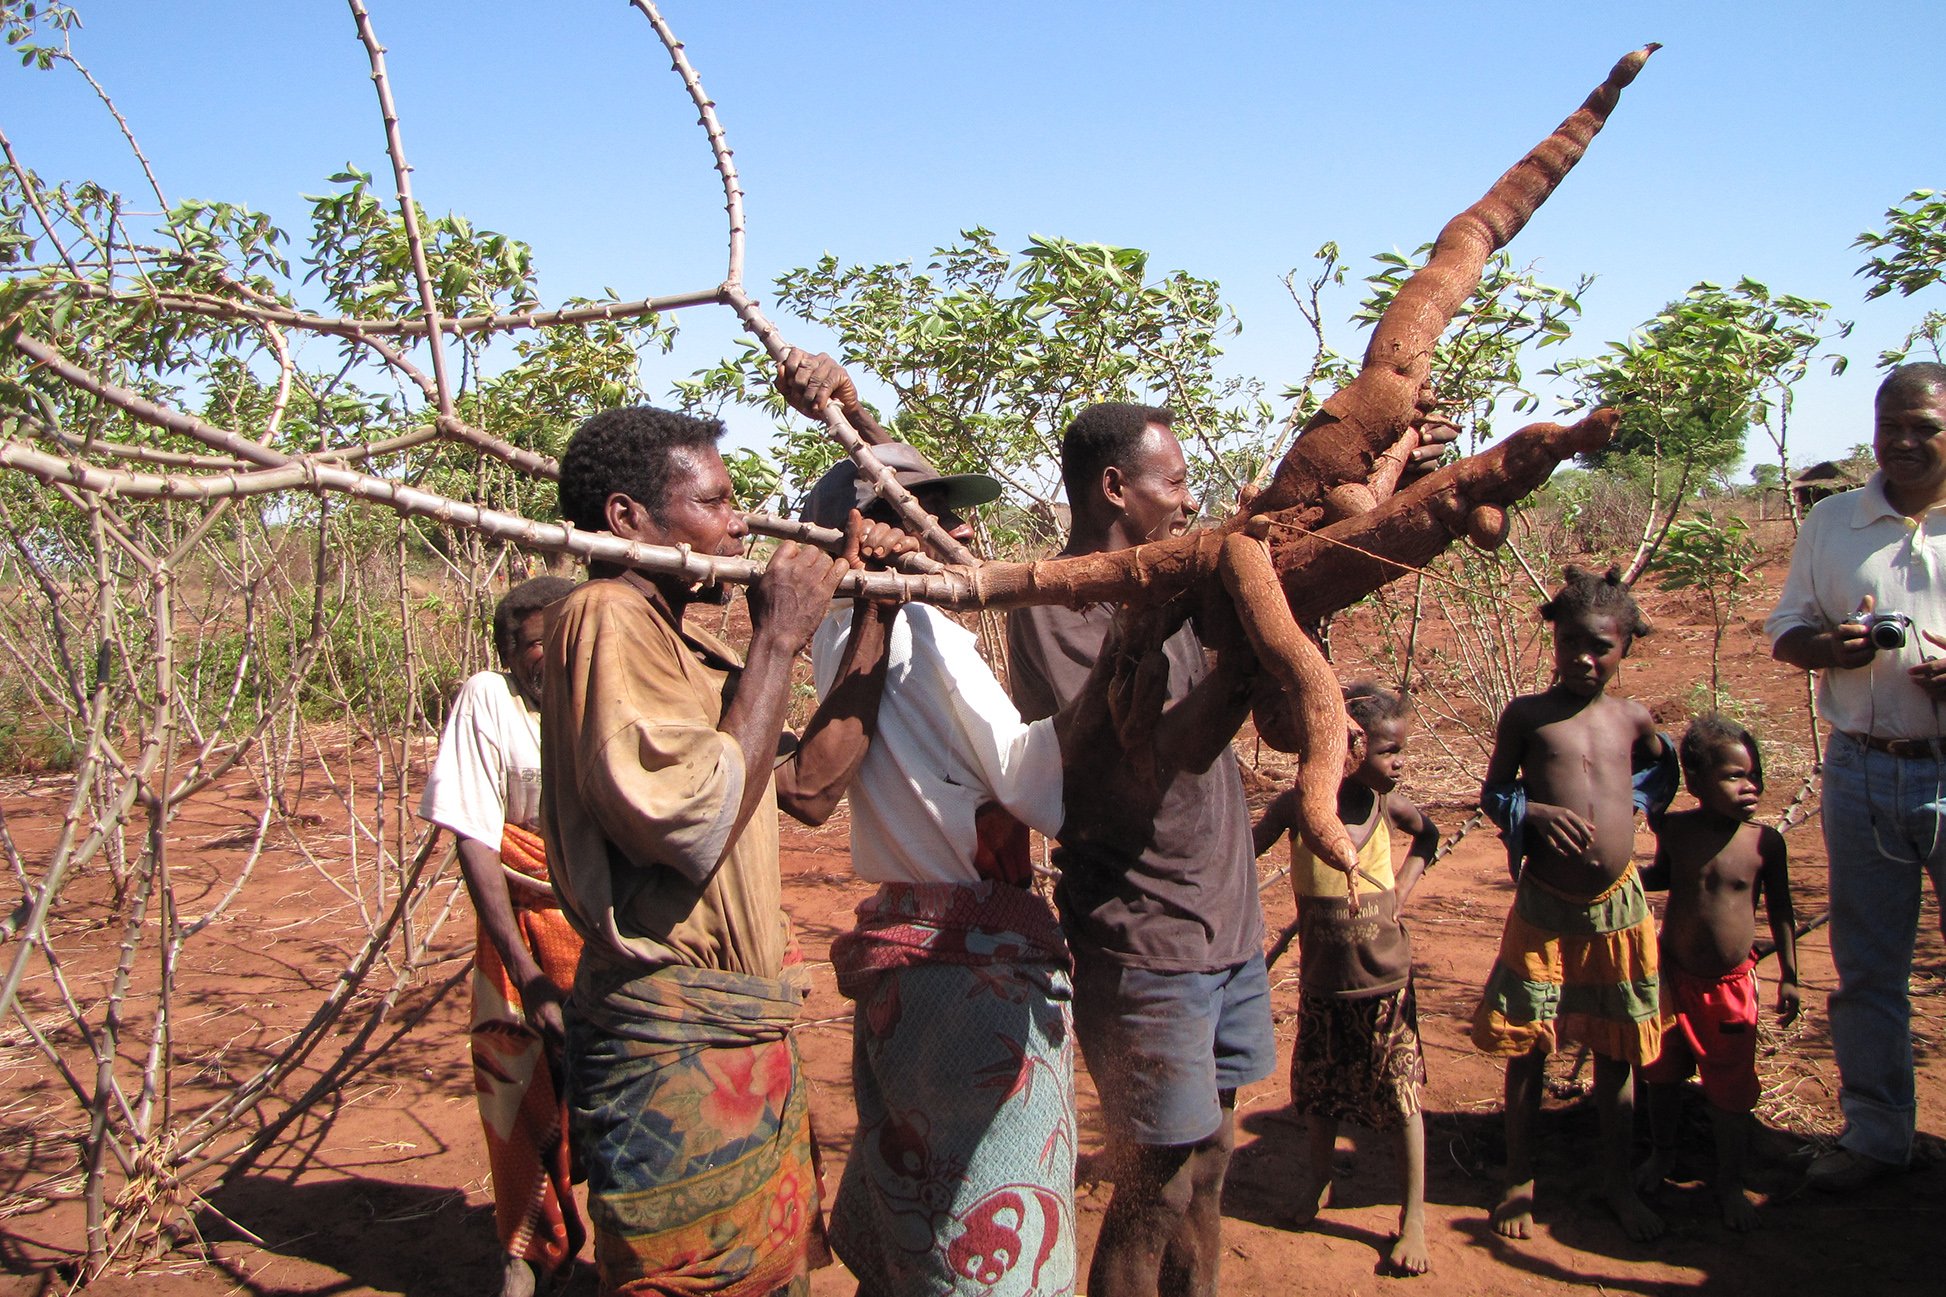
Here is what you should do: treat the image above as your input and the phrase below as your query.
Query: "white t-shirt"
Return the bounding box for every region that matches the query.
[420,671,542,846]
[811,602,1064,885]
[1767,474,1946,739]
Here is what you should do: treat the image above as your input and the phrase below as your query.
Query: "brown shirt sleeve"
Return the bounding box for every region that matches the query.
[569,589,745,886]
[542,580,785,981]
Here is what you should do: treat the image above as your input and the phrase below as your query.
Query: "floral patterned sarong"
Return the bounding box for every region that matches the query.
[828,881,1077,1297]
[565,959,827,1296]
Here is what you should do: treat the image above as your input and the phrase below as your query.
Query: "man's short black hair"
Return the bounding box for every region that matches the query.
[557,406,726,532]
[1060,402,1176,511]
[493,576,575,666]
[1877,362,1946,406]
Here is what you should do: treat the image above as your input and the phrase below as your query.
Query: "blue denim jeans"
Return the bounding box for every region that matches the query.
[1821,731,1946,1165]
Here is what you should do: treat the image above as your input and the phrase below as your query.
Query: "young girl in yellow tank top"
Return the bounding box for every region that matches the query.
[1253,680,1440,1276]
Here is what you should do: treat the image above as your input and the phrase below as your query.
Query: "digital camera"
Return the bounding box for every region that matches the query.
[1863,610,1913,651]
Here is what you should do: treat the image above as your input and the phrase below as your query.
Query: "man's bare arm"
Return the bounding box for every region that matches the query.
[717,542,850,850]
[776,600,897,826]
[1153,644,1259,774]
[774,513,918,826]
[1773,597,1876,672]
[455,836,564,1049]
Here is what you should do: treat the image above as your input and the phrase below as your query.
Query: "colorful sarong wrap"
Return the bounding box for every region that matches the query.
[565,953,827,1297]
[828,880,1077,1297]
[1471,868,1663,1067]
[471,823,585,1272]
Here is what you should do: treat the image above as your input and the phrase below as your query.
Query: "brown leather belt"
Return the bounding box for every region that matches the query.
[1848,731,1946,760]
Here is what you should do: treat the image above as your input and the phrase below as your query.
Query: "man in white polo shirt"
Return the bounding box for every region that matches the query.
[1768,362,1946,1191]
[774,353,1077,1297]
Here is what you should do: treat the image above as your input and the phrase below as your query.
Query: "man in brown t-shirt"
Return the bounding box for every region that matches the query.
[1006,402,1273,1297]
[542,406,857,1297]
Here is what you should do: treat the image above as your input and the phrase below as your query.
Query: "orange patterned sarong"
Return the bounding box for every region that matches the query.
[472,822,585,1272]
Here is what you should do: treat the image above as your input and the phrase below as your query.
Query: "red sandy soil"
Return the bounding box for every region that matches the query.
[2,532,1943,1295]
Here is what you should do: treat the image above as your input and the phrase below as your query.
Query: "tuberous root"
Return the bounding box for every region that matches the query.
[1219,532,1360,906]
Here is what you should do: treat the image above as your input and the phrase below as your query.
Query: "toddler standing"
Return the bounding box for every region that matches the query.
[1637,714,1799,1230]
[1255,680,1439,1276]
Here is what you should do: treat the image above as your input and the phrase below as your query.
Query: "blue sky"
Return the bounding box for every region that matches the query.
[5,1,1941,473]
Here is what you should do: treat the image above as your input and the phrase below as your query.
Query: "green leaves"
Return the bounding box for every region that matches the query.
[1647,511,1757,596]
[690,228,1268,529]
[302,167,540,322]
[1646,510,1761,704]
[1853,189,1946,367]
[1352,244,1590,446]
[1551,279,1847,472]
[2,1,78,72]
[1856,189,1946,301]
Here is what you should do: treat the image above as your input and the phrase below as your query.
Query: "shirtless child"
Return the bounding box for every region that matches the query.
[1474,566,1677,1242]
[1636,715,1799,1231]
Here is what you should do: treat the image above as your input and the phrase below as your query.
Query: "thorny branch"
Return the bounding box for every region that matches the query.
[0,0,1653,1279]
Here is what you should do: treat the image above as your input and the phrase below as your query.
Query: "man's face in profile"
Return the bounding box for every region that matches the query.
[607,445,748,605]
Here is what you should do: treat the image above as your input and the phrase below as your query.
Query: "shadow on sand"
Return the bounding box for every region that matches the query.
[198,1175,598,1296]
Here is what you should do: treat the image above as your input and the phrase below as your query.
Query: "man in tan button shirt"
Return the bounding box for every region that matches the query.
[540,405,901,1297]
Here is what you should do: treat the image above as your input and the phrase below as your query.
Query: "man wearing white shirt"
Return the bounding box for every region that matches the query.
[776,354,1077,1297]
[1768,362,1946,1192]
[420,576,581,1297]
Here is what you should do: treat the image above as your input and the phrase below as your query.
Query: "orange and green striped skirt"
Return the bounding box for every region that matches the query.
[1470,869,1661,1067]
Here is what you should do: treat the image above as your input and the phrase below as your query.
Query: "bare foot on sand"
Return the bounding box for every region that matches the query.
[1606,1181,1665,1242]
[1385,1208,1432,1275]
[1290,1168,1334,1226]
[1720,1186,1760,1232]
[1492,1179,1535,1239]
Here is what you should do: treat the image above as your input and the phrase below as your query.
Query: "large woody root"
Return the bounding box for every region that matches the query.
[1249,43,1657,521]
[1219,531,1360,904]
[961,408,1616,616]
[1028,409,1613,901]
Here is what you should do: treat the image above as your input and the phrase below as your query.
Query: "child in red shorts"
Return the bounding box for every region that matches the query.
[1637,715,1800,1230]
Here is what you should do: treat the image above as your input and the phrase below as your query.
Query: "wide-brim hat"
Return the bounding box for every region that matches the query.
[798,442,1003,531]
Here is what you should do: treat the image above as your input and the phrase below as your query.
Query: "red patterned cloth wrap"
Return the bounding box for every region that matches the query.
[828,881,1077,1297]
[1641,953,1762,1111]
[828,878,1071,998]
[471,823,585,1272]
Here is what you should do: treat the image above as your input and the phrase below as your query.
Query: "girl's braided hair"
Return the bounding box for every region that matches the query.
[1538,564,1653,641]
[1343,678,1412,732]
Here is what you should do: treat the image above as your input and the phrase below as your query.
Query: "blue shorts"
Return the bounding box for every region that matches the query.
[1071,948,1277,1147]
